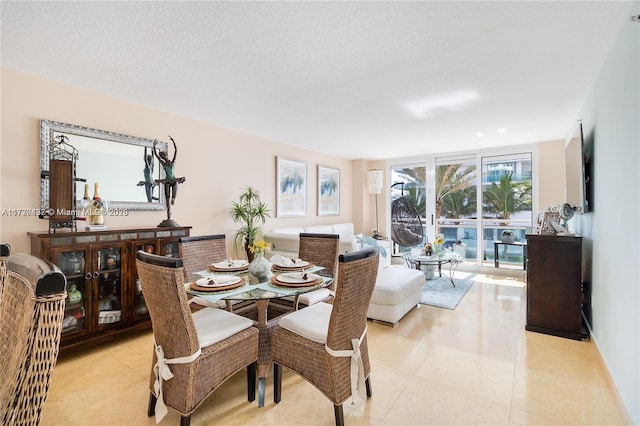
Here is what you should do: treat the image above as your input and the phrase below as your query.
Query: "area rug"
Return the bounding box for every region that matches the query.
[420,276,475,310]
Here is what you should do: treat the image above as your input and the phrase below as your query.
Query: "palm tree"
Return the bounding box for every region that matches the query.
[403,185,426,218]
[441,186,477,219]
[228,186,270,261]
[482,172,532,221]
[396,168,426,215]
[435,164,476,228]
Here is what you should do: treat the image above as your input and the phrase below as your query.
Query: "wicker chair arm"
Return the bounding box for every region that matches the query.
[7,253,66,296]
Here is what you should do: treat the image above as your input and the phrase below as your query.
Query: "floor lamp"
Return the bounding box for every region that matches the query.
[367,169,384,239]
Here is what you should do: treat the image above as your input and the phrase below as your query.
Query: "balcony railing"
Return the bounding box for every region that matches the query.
[391,217,531,268]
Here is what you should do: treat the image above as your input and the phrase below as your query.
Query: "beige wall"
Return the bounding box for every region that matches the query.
[0,68,355,254]
[1,68,565,256]
[537,139,566,210]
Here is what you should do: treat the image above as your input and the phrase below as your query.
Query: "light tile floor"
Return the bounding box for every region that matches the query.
[41,270,628,425]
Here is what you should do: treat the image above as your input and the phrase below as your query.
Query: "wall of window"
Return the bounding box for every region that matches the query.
[387,148,534,268]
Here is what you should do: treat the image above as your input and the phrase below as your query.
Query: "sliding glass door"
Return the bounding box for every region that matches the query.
[388,150,533,268]
[480,153,532,267]
[435,157,478,262]
[389,163,427,253]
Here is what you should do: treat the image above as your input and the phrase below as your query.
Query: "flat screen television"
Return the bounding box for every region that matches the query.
[564,121,588,212]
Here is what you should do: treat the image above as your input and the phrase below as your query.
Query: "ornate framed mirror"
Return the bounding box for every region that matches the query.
[40,120,168,212]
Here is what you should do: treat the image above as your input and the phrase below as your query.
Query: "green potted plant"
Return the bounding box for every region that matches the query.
[228,186,271,261]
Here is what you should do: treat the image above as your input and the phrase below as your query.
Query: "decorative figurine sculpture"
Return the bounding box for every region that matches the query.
[153,136,186,227]
[137,147,158,203]
[424,241,433,256]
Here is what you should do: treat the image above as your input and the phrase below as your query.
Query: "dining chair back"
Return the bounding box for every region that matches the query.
[1,253,67,425]
[0,243,10,302]
[299,233,340,277]
[271,247,379,426]
[136,251,259,426]
[294,233,340,309]
[178,234,227,282]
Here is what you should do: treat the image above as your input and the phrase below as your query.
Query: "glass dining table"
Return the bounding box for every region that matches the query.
[186,264,333,407]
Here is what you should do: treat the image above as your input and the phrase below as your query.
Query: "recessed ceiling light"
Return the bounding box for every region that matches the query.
[476,132,485,138]
[497,128,508,134]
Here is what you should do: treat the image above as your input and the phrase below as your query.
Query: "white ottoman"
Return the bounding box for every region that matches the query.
[367,266,425,326]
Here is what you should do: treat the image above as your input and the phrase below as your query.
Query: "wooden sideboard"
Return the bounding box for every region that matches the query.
[28,226,191,353]
[525,234,584,340]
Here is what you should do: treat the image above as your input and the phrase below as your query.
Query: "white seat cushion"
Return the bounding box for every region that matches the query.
[192,307,254,348]
[297,288,332,306]
[278,302,332,344]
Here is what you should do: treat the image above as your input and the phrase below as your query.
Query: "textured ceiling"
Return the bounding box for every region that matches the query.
[1,1,634,160]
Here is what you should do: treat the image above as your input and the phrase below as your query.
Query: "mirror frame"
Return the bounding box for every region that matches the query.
[40,119,168,212]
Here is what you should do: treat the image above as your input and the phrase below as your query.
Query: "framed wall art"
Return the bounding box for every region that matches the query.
[276,157,307,217]
[317,165,340,216]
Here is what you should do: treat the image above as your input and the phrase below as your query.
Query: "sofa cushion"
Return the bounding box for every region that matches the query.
[264,231,301,254]
[370,266,425,306]
[265,222,356,257]
[331,223,355,240]
[303,224,334,234]
[350,234,391,268]
[270,226,304,235]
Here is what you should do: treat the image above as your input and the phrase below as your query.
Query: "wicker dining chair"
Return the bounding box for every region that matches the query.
[0,243,10,302]
[294,233,340,309]
[1,252,67,426]
[178,234,254,312]
[178,235,227,282]
[135,251,259,426]
[271,247,379,426]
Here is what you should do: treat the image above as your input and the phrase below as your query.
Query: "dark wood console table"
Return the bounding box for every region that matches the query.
[525,234,584,340]
[28,226,191,353]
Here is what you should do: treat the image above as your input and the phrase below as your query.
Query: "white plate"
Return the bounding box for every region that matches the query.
[196,275,242,287]
[276,272,320,284]
[211,260,249,269]
[274,259,310,268]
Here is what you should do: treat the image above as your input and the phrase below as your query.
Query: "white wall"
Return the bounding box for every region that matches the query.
[578,3,639,423]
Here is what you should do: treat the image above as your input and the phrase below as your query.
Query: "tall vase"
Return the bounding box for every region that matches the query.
[248,253,271,282]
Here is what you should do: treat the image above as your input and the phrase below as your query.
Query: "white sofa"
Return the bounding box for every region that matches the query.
[265,223,424,326]
[265,223,356,257]
[367,266,425,326]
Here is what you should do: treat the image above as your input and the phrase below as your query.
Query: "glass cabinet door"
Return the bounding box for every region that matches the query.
[52,248,89,336]
[95,246,124,327]
[131,241,157,320]
[162,240,179,258]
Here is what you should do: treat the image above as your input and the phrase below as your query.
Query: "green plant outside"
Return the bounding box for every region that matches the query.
[435,164,476,232]
[441,186,477,219]
[482,172,532,220]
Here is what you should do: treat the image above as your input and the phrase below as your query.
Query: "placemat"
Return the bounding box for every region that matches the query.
[209,265,249,273]
[189,277,246,292]
[269,274,323,288]
[271,263,315,272]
